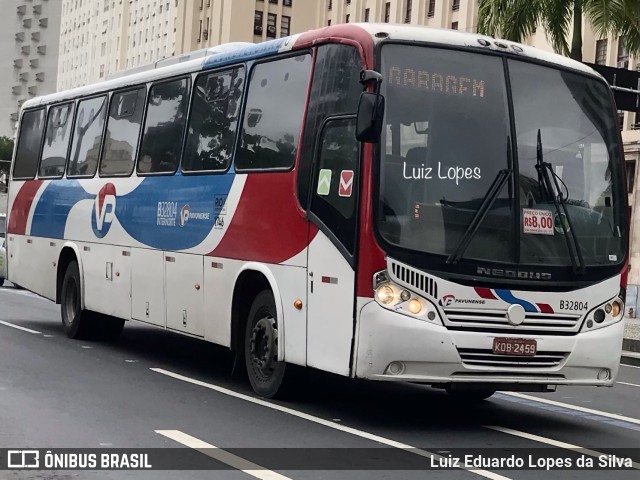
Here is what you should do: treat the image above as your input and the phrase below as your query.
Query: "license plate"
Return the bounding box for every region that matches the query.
[492,337,537,356]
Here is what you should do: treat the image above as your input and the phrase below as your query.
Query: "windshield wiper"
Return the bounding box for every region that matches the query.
[534,129,585,273]
[447,144,513,265]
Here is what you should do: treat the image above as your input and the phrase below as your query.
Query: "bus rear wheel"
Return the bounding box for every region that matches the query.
[61,260,97,339]
[60,260,124,341]
[244,290,287,398]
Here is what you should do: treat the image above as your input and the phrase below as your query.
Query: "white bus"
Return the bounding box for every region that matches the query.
[6,24,628,399]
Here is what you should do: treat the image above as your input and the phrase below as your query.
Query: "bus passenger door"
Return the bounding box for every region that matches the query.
[306,118,359,376]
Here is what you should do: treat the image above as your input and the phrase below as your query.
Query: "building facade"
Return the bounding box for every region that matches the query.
[0,0,62,138]
[174,0,316,54]
[57,0,178,91]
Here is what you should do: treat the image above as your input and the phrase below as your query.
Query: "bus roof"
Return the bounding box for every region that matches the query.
[22,23,599,111]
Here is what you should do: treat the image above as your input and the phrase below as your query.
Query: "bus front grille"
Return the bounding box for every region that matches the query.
[456,348,568,368]
[444,309,581,334]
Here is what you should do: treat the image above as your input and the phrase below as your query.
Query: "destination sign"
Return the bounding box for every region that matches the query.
[387,67,485,98]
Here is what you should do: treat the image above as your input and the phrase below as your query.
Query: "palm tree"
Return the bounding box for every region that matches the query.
[478,0,640,61]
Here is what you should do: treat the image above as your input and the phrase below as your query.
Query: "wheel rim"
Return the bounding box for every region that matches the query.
[63,277,79,326]
[249,313,278,382]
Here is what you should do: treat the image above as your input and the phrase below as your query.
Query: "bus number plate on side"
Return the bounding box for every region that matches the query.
[492,338,537,356]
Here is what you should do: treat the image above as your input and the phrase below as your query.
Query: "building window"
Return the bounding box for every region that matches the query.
[328,0,332,10]
[346,0,351,4]
[451,21,458,30]
[452,0,460,11]
[384,2,390,22]
[346,13,350,23]
[427,0,436,17]
[404,0,412,23]
[269,0,278,4]
[328,19,331,26]
[618,36,629,68]
[364,8,370,22]
[281,15,291,37]
[267,13,277,38]
[627,160,636,193]
[595,39,607,65]
[254,11,263,36]
[283,0,292,6]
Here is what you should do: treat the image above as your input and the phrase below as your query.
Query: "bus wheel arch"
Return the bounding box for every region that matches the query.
[56,244,84,308]
[231,265,288,397]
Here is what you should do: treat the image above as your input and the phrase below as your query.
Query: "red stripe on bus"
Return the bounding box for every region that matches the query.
[475,287,497,300]
[7,180,45,235]
[537,303,554,314]
[210,172,317,264]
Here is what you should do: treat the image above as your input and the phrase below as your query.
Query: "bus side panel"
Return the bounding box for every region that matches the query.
[9,234,57,301]
[203,256,236,347]
[80,242,132,321]
[270,263,308,367]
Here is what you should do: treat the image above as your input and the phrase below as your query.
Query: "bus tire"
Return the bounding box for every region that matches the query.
[60,260,95,339]
[445,385,496,402]
[244,290,287,398]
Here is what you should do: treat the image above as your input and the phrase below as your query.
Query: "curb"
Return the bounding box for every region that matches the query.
[622,338,640,366]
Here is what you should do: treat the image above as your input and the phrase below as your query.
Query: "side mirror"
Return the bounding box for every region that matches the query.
[356,92,385,143]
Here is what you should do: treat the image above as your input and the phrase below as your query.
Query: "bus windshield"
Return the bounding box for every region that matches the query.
[378,44,626,272]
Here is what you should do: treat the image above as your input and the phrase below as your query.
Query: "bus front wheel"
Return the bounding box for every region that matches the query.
[244,290,287,398]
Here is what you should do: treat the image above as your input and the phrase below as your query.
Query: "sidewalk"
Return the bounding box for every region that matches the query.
[623,317,640,365]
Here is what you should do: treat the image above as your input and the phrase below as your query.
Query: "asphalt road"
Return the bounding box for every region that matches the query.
[1,283,640,480]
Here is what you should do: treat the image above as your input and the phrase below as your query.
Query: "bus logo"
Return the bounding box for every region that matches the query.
[180,205,190,227]
[91,183,117,238]
[441,295,455,307]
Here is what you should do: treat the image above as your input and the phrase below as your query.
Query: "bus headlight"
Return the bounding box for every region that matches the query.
[581,297,624,332]
[372,272,442,324]
[408,299,422,314]
[376,285,396,305]
[610,299,622,318]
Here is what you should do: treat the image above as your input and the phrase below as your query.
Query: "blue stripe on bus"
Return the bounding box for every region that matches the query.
[29,171,236,251]
[202,38,288,70]
[494,289,538,313]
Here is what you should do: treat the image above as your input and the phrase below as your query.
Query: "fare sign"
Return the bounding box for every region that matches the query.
[523,208,554,235]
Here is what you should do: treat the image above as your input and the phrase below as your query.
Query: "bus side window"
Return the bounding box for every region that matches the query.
[310,118,359,256]
[67,95,108,178]
[39,102,74,178]
[138,77,190,175]
[99,87,147,177]
[13,108,46,180]
[235,53,312,171]
[183,67,245,172]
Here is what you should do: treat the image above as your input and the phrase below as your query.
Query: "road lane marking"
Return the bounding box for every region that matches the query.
[151,368,510,480]
[500,392,640,426]
[621,364,640,369]
[486,426,640,469]
[0,320,41,334]
[617,382,640,388]
[156,430,292,480]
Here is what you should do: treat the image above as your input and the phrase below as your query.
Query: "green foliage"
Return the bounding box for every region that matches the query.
[0,136,14,161]
[478,0,640,61]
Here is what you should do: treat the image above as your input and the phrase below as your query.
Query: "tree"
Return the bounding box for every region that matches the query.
[478,0,640,61]
[0,136,14,161]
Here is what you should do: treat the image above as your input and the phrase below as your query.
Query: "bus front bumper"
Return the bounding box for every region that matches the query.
[354,300,624,387]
